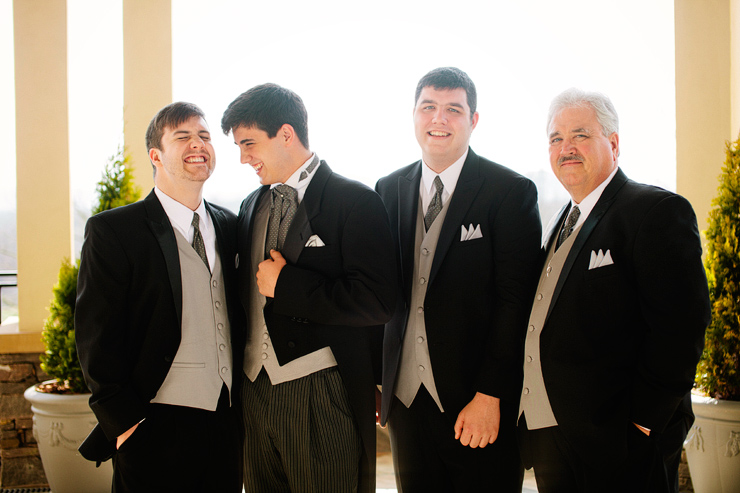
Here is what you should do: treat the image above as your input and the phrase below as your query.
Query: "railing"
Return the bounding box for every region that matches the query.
[0,270,18,323]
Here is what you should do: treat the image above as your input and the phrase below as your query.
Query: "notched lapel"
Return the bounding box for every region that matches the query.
[280,160,330,265]
[398,165,421,295]
[545,169,629,322]
[145,194,183,326]
[429,152,483,286]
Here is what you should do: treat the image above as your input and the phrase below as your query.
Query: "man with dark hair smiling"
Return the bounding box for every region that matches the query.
[376,67,542,492]
[76,102,242,492]
[222,83,397,493]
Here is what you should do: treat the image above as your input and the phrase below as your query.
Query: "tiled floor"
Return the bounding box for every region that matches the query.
[375,427,538,492]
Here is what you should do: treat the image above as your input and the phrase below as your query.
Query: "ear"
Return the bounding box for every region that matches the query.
[471,111,480,130]
[609,132,620,159]
[149,148,163,168]
[279,124,296,146]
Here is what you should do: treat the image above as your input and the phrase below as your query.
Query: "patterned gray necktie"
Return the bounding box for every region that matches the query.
[556,205,581,251]
[265,185,298,258]
[299,156,319,182]
[191,212,210,271]
[424,176,444,231]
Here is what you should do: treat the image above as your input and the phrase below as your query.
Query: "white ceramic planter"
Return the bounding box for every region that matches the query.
[24,384,112,493]
[685,394,740,493]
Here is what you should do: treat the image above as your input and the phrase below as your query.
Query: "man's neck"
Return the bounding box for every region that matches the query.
[155,182,204,211]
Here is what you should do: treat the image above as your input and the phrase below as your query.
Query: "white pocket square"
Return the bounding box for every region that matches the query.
[305,234,325,247]
[588,249,614,270]
[460,224,483,241]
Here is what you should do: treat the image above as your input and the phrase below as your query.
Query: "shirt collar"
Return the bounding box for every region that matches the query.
[420,148,468,200]
[270,153,319,203]
[154,186,209,240]
[569,166,619,229]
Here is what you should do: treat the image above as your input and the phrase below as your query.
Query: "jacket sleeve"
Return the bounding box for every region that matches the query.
[475,177,542,401]
[629,194,710,432]
[75,215,149,441]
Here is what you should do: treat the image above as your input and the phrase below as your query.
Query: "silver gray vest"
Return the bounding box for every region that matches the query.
[394,197,449,412]
[151,230,232,410]
[519,223,582,428]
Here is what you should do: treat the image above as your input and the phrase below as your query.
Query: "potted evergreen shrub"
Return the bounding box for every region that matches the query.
[685,134,740,493]
[24,148,140,493]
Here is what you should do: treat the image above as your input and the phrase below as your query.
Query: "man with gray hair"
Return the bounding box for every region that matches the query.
[517,88,710,492]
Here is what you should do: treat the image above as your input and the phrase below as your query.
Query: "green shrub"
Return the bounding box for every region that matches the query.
[39,147,141,393]
[696,135,740,401]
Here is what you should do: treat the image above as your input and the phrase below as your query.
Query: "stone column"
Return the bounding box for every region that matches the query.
[123,0,172,193]
[13,0,72,337]
[675,0,737,233]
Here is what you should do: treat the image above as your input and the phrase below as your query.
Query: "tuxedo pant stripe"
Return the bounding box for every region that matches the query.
[241,367,362,493]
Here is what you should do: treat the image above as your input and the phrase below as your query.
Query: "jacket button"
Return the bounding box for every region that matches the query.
[165,356,173,362]
[288,341,296,348]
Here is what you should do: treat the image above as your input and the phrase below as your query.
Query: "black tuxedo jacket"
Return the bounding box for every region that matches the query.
[75,190,243,462]
[237,161,397,493]
[538,168,710,466]
[375,148,542,425]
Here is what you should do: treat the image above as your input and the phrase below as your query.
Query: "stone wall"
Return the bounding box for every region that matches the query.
[0,353,48,489]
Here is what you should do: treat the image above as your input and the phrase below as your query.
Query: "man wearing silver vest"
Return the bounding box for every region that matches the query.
[517,88,710,492]
[76,102,243,492]
[375,67,542,492]
[222,83,397,493]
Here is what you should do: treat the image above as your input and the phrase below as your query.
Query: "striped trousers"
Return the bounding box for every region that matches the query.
[241,367,362,492]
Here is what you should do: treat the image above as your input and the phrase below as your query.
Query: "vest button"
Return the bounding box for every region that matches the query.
[217,323,224,330]
[529,325,535,332]
[221,367,228,374]
[215,301,221,308]
[536,293,543,300]
[421,248,429,256]
[212,280,218,288]
[526,356,533,363]
[262,343,268,350]
[263,332,269,340]
[419,277,426,285]
[523,388,530,395]
[418,365,425,372]
[417,307,423,314]
[219,344,226,351]
[261,353,268,360]
[417,336,424,344]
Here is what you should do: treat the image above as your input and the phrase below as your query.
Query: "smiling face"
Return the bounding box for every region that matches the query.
[414,86,479,173]
[150,115,215,194]
[232,124,296,185]
[548,105,619,203]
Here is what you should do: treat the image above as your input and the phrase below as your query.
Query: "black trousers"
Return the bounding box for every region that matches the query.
[517,413,687,493]
[112,385,242,493]
[388,386,523,493]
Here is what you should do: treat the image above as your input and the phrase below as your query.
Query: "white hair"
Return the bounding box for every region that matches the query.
[547,88,619,137]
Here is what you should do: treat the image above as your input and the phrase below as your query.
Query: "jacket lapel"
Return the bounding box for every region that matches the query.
[545,168,629,322]
[144,191,183,327]
[281,161,328,264]
[398,164,421,300]
[429,149,483,287]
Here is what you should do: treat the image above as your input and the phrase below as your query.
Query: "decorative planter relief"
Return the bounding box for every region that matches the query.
[685,394,740,493]
[24,384,112,493]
